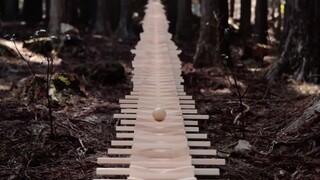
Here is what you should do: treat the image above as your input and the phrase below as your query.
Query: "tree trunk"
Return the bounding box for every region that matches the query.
[229,0,235,18]
[267,0,320,83]
[254,0,268,44]
[45,0,51,21]
[281,99,320,135]
[175,0,192,42]
[79,0,97,27]
[64,0,79,25]
[49,0,64,35]
[162,0,178,35]
[240,0,251,40]
[3,0,19,21]
[23,0,43,24]
[116,0,135,40]
[219,0,232,66]
[193,0,219,67]
[94,0,112,36]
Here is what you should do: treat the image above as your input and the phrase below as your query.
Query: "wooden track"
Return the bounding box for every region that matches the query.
[95,0,225,179]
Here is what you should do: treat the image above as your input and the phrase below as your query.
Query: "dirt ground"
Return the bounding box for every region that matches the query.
[0,24,319,180]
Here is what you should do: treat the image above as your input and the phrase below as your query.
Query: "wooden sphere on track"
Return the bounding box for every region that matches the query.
[153,107,166,122]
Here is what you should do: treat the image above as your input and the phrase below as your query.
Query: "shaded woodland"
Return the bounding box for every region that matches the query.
[0,0,319,179]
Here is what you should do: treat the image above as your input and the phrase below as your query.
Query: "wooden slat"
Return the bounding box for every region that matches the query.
[111,140,210,147]
[116,133,207,139]
[116,126,199,132]
[108,148,217,156]
[121,119,198,126]
[96,168,220,176]
[97,157,225,166]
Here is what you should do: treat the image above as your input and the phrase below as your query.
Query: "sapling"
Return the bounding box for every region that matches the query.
[7,30,57,136]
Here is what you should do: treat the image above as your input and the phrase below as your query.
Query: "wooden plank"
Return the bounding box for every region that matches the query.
[97,157,225,165]
[108,148,217,156]
[116,126,199,132]
[121,108,197,114]
[183,115,209,120]
[195,168,220,176]
[96,168,129,175]
[111,140,210,147]
[121,120,198,126]
[119,99,195,105]
[96,168,220,176]
[192,158,226,165]
[116,133,207,139]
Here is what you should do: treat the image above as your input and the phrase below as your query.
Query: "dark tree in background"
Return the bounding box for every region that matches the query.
[219,0,232,66]
[94,0,112,36]
[254,0,268,44]
[23,0,43,24]
[79,0,97,27]
[194,0,219,67]
[116,0,135,39]
[49,0,64,35]
[162,0,177,35]
[175,0,192,41]
[229,0,235,18]
[64,0,80,25]
[240,0,251,40]
[267,0,320,83]
[2,0,19,21]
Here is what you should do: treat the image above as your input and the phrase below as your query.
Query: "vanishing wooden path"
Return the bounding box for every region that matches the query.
[95,0,225,179]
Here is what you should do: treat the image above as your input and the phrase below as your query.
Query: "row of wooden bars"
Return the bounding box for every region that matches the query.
[95,0,225,179]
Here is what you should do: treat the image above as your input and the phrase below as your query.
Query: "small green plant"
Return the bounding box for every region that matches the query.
[7,30,57,136]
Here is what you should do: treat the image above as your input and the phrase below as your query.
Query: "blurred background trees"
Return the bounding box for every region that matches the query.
[0,0,319,83]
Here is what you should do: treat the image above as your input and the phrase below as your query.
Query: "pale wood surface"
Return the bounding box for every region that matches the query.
[95,0,224,179]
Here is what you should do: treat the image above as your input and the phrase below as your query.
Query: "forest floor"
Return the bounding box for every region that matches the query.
[0,24,319,180]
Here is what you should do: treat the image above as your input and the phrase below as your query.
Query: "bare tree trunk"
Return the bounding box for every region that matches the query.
[49,0,64,35]
[266,0,320,83]
[229,0,235,18]
[64,0,79,25]
[79,0,97,27]
[240,0,251,40]
[275,0,282,38]
[3,0,19,21]
[162,0,178,35]
[254,0,268,44]
[281,99,320,135]
[219,0,232,66]
[23,0,43,24]
[94,0,112,36]
[116,0,135,39]
[175,0,192,42]
[193,0,219,67]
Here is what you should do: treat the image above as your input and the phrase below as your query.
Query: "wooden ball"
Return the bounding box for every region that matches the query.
[153,107,166,122]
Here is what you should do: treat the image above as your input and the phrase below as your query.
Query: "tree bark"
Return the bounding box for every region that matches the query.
[162,0,178,35]
[23,0,43,24]
[282,99,320,135]
[49,0,64,35]
[175,0,193,42]
[219,0,232,66]
[79,0,97,27]
[193,0,219,67]
[116,0,135,40]
[3,0,19,21]
[240,0,251,40]
[229,0,235,18]
[94,0,112,36]
[266,0,320,83]
[254,0,268,44]
[64,0,79,25]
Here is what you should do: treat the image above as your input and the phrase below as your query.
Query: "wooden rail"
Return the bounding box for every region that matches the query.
[95,0,225,179]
